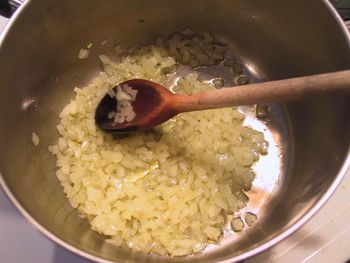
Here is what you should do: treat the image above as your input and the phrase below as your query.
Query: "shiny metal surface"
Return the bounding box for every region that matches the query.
[9,0,24,11]
[0,0,349,262]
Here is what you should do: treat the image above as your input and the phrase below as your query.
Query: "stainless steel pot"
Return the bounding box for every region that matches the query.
[0,0,349,262]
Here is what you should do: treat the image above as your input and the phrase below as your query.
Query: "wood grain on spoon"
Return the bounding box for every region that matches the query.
[95,70,350,133]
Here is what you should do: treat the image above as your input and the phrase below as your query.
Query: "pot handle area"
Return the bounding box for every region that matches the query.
[0,0,23,18]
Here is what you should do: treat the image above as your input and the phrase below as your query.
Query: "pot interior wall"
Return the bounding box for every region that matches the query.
[0,0,349,262]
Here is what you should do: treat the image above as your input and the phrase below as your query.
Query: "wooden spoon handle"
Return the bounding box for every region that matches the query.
[171,70,350,113]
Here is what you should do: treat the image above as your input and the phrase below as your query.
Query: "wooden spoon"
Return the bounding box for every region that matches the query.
[95,70,350,133]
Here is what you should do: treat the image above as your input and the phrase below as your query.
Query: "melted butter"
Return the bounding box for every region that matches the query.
[241,107,282,213]
[245,187,270,210]
[123,161,159,183]
[216,153,229,161]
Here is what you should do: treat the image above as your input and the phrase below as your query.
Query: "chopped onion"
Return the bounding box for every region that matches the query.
[78,48,90,59]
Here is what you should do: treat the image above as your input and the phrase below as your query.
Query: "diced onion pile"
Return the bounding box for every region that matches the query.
[78,48,90,59]
[107,84,138,124]
[49,30,267,256]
